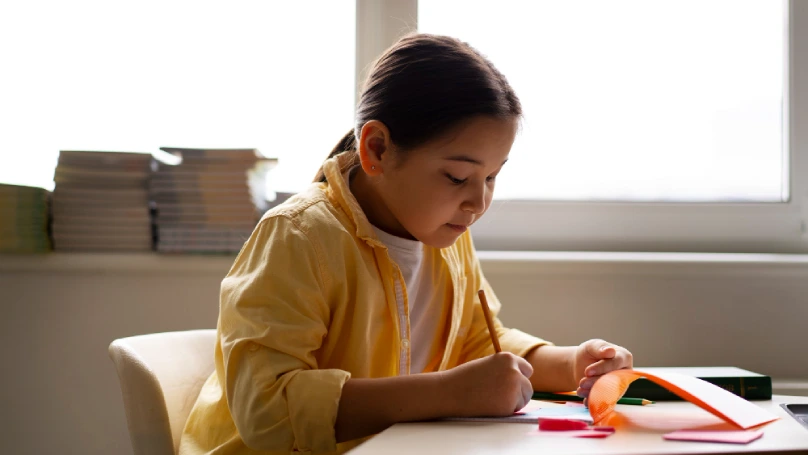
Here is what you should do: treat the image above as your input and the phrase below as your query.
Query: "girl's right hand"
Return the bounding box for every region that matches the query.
[440,352,534,417]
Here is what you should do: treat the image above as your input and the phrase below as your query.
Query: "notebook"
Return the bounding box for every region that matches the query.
[443,402,594,424]
[625,367,772,401]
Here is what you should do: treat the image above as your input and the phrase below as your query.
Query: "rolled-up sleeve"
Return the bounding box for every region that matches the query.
[458,236,552,363]
[218,215,350,453]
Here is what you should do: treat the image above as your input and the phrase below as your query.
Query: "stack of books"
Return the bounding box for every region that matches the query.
[51,151,152,252]
[0,184,51,253]
[151,147,276,254]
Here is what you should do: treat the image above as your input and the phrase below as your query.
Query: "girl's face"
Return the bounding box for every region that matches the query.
[357,116,517,249]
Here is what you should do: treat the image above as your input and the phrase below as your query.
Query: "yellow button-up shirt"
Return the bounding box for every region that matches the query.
[179,153,551,455]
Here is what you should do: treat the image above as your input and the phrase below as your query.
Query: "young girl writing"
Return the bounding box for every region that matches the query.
[180,33,633,455]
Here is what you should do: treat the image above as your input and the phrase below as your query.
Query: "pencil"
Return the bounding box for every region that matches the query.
[532,391,654,406]
[616,397,654,406]
[477,289,501,353]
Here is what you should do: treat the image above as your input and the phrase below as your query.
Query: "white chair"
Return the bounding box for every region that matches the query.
[108,329,217,455]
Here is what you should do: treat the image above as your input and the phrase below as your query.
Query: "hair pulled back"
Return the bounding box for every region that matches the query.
[314,33,521,182]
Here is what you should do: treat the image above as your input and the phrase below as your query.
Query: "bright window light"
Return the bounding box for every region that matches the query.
[0,0,355,193]
[419,0,786,202]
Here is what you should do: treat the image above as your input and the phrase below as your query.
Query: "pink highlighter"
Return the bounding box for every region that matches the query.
[538,418,616,435]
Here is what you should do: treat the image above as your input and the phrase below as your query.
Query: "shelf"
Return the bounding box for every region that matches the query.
[2,250,808,276]
[0,252,236,274]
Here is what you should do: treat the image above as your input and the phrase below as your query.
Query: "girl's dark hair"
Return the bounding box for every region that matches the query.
[314,33,522,182]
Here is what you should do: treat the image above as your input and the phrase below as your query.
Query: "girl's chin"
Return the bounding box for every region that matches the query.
[421,229,464,249]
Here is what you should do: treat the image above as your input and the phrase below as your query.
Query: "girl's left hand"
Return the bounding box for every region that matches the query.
[574,339,633,399]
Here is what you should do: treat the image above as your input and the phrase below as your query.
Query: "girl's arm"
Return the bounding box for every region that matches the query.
[524,345,578,392]
[335,352,534,443]
[525,341,634,396]
[335,374,447,443]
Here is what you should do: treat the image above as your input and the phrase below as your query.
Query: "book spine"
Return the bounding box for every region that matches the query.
[625,376,772,401]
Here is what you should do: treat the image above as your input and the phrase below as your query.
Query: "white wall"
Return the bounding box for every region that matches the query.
[479,252,808,379]
[1,252,806,455]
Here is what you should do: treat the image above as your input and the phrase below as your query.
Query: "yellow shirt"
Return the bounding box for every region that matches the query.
[179,153,551,455]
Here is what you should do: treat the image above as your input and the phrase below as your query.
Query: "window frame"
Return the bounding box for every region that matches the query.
[358,0,808,253]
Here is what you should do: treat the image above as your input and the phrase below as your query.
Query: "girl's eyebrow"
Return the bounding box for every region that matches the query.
[443,155,509,166]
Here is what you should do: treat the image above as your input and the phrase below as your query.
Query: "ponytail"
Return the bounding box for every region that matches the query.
[314,129,358,183]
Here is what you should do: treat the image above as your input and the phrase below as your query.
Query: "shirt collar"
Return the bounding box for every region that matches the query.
[323,152,387,249]
[371,224,423,255]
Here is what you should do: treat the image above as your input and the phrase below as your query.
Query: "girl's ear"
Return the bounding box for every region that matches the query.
[358,120,391,176]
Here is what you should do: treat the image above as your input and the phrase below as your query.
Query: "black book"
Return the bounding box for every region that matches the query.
[626,367,772,401]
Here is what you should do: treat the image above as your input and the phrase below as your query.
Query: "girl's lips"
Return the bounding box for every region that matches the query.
[446,223,468,233]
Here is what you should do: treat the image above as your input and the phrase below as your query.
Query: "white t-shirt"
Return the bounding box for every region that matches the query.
[372,226,444,374]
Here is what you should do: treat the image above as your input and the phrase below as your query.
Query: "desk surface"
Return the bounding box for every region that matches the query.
[349,395,808,455]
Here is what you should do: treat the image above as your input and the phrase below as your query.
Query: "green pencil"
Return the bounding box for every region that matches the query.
[531,391,653,406]
[616,397,654,406]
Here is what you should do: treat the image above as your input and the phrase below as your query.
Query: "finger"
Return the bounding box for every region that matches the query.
[584,359,608,377]
[514,355,534,378]
[578,376,598,390]
[577,381,612,398]
[585,355,632,377]
[518,376,533,411]
[620,349,634,369]
[577,384,590,398]
[587,340,617,360]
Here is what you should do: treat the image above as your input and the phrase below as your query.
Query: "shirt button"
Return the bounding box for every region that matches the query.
[401,339,410,349]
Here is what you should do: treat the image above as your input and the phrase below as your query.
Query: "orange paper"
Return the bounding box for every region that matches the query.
[587,369,779,429]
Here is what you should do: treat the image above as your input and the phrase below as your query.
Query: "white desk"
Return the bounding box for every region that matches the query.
[349,395,808,455]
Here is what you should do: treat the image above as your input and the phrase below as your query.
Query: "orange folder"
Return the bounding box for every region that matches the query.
[587,369,779,429]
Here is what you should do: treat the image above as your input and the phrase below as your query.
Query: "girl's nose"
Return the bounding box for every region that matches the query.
[462,182,487,215]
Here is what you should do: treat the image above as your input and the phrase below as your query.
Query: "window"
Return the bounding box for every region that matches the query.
[414,0,808,253]
[419,0,786,203]
[4,0,806,254]
[0,0,355,194]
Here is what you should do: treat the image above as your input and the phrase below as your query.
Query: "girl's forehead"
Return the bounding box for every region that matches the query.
[417,117,517,162]
[437,116,517,142]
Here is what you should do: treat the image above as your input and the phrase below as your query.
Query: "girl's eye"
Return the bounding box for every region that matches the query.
[446,173,467,185]
[486,175,497,182]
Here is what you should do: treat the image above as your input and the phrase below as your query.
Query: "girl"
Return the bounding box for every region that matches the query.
[180,33,633,455]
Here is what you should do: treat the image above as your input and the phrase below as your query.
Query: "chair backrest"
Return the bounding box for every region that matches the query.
[108,329,217,455]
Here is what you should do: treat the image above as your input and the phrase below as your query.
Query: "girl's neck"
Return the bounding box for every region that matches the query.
[349,167,415,240]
